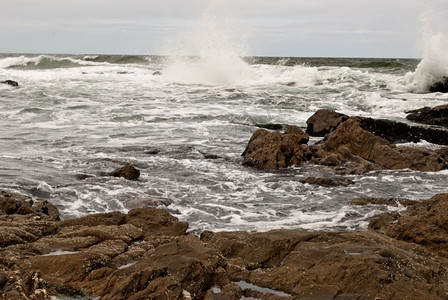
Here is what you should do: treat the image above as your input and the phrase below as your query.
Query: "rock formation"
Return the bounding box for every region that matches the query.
[406,104,448,128]
[242,126,309,169]
[305,109,348,136]
[3,189,448,299]
[242,110,448,173]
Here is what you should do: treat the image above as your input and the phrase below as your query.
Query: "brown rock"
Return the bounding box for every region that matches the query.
[306,109,349,136]
[350,197,418,207]
[242,128,308,170]
[369,193,448,258]
[322,117,447,172]
[108,163,140,180]
[201,229,448,300]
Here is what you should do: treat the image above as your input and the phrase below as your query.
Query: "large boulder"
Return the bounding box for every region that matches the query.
[406,104,448,128]
[242,126,309,170]
[305,109,349,136]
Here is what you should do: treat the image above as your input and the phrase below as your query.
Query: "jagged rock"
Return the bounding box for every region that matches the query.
[321,117,448,172]
[0,190,59,220]
[3,190,448,299]
[406,104,448,128]
[306,109,349,136]
[370,193,448,258]
[242,127,309,170]
[1,80,19,87]
[108,163,140,180]
[429,77,448,93]
[201,228,448,300]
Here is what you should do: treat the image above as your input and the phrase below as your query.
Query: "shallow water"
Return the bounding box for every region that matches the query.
[1,54,447,233]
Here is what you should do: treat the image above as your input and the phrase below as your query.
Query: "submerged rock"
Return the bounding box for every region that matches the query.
[108,163,140,180]
[406,104,448,128]
[1,80,19,87]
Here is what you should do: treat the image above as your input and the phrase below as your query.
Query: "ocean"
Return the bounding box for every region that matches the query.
[1,53,447,233]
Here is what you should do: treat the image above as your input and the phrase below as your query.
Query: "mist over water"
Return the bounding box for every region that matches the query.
[161,5,252,85]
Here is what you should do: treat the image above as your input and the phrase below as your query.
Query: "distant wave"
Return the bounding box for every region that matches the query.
[0,54,166,70]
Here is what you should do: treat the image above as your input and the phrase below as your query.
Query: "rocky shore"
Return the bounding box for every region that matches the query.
[2,189,448,300]
[1,107,448,300]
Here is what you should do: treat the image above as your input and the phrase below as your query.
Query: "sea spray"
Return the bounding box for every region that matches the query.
[405,7,448,92]
[161,4,252,85]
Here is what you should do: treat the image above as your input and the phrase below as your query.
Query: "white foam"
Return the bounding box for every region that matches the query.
[405,7,448,92]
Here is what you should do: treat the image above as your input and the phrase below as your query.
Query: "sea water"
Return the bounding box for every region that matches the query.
[1,52,447,234]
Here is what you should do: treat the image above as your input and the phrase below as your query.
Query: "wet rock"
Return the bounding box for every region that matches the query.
[3,189,448,299]
[370,193,448,258]
[406,104,448,128]
[0,190,59,219]
[301,176,354,187]
[350,197,418,207]
[201,229,448,300]
[1,80,19,87]
[242,127,309,170]
[108,163,140,180]
[429,76,448,93]
[74,173,94,180]
[255,123,284,130]
[358,116,448,145]
[306,109,349,136]
[321,117,448,172]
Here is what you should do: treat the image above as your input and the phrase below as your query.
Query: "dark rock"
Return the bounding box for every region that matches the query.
[1,80,19,87]
[144,148,161,155]
[306,109,349,136]
[255,123,283,130]
[301,176,354,187]
[152,71,162,76]
[429,77,448,93]
[358,116,448,145]
[242,127,309,170]
[74,173,94,180]
[108,163,140,180]
[406,104,448,128]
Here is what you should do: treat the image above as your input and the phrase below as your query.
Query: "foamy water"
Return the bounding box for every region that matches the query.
[1,51,447,233]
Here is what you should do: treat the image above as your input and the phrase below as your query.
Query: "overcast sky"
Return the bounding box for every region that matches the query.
[1,0,447,58]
